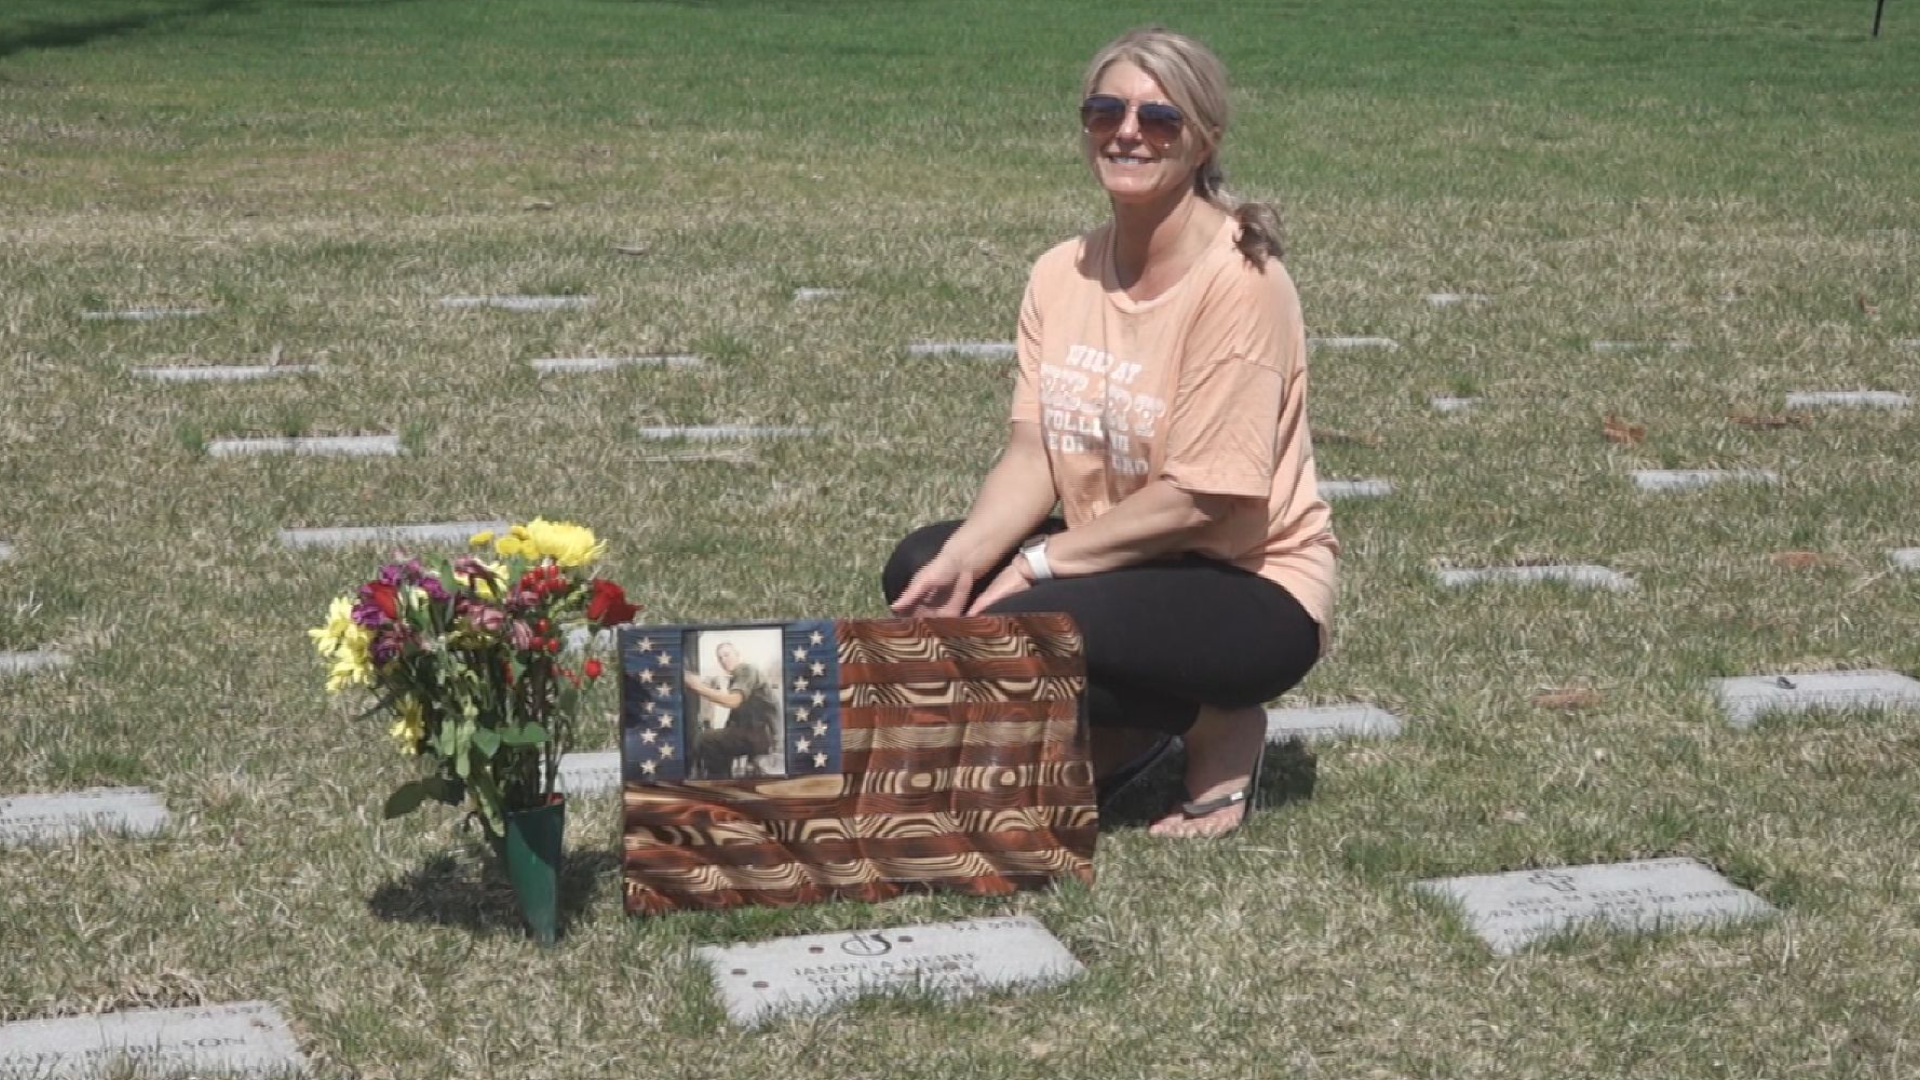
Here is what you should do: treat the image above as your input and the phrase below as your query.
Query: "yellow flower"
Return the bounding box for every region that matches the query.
[522,518,605,567]
[324,626,374,693]
[468,529,496,547]
[493,524,534,559]
[308,596,358,657]
[471,560,507,600]
[389,697,426,755]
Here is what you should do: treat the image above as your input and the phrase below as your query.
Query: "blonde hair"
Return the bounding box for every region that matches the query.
[1082,27,1284,264]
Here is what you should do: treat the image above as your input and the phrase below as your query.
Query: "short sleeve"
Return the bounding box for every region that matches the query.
[1159,265,1303,498]
[1008,272,1044,424]
[729,663,762,697]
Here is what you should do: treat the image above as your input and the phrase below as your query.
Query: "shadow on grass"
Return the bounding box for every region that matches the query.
[0,0,249,59]
[1099,738,1317,830]
[0,0,431,59]
[367,846,623,939]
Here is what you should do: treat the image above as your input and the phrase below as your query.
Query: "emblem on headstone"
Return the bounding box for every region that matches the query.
[840,933,892,957]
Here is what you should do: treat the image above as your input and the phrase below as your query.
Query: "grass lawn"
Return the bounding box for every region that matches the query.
[2,0,1918,1076]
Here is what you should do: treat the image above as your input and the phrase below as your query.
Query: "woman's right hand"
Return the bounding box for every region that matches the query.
[889,551,976,618]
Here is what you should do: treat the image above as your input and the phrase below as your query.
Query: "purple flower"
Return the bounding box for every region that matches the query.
[457,597,506,632]
[370,623,412,664]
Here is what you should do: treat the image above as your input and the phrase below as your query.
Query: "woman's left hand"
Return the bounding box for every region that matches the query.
[965,562,1033,615]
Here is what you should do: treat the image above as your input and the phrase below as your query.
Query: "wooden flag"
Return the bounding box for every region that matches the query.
[619,615,1096,914]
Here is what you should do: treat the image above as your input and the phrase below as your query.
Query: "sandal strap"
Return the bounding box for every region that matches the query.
[1179,786,1250,818]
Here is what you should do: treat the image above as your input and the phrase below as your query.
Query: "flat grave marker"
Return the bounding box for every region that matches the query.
[438,295,594,312]
[80,306,212,322]
[276,520,506,551]
[0,540,12,564]
[697,915,1083,1028]
[0,1001,305,1079]
[1591,339,1689,353]
[1265,704,1404,742]
[130,364,318,383]
[1309,336,1399,350]
[557,751,620,796]
[207,434,402,458]
[1710,669,1920,729]
[1631,468,1777,493]
[1889,548,1920,571]
[1433,564,1634,591]
[906,341,1016,359]
[531,354,702,375]
[1414,857,1775,955]
[1429,395,1480,413]
[1319,478,1394,500]
[792,288,846,301]
[0,788,169,847]
[1897,339,1920,351]
[634,425,815,441]
[1783,390,1910,409]
[0,650,70,677]
[1425,292,1491,308]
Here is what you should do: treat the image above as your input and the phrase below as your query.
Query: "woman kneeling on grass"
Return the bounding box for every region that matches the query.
[884,27,1337,839]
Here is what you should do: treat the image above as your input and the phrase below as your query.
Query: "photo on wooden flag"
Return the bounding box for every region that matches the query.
[618,615,1096,914]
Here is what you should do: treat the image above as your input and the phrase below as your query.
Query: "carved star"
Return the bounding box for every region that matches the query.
[656,714,672,729]
[810,661,825,676]
[795,706,810,722]
[812,720,827,736]
[658,744,674,759]
[638,669,655,684]
[811,692,825,707]
[635,636,654,653]
[655,684,671,698]
[640,730,657,744]
[792,646,807,662]
[641,759,657,775]
[654,651,671,667]
[809,630,824,646]
[642,701,656,714]
[796,737,812,753]
[813,753,827,767]
[792,676,808,692]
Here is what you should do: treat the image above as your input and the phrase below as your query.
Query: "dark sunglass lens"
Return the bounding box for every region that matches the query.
[1080,95,1125,136]
[1137,102,1184,145]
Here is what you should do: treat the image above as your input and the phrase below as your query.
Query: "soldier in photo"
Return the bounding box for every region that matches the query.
[683,641,781,778]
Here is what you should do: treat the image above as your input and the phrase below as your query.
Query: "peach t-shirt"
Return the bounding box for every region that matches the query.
[1009,217,1338,629]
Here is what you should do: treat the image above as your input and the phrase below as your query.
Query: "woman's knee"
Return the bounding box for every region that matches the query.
[880,520,963,605]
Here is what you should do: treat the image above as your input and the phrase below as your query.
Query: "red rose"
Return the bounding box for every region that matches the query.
[585,579,640,627]
[363,581,400,622]
[584,659,603,679]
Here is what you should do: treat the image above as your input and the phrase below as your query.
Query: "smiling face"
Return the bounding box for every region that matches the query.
[716,643,739,672]
[1083,60,1206,207]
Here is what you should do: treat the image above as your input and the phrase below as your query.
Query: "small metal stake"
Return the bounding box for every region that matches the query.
[1875,0,1887,37]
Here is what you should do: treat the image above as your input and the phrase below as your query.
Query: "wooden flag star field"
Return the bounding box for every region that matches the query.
[619,615,1096,914]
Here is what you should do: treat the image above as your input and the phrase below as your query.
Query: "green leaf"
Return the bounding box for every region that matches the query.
[499,722,549,746]
[422,775,464,806]
[382,781,433,819]
[471,726,501,758]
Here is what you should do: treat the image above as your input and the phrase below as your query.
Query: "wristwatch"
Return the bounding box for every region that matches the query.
[1018,535,1055,581]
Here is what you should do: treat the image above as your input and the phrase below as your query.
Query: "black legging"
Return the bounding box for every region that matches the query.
[882,520,1321,736]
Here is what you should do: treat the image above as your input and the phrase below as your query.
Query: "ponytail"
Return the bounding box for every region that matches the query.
[1195,158,1284,264]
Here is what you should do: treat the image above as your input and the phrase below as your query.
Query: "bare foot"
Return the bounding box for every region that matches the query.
[1149,704,1265,839]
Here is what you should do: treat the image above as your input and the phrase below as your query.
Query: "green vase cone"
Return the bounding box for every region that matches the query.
[503,798,566,945]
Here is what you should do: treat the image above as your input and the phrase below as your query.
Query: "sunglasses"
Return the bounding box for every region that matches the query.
[1079,94,1185,148]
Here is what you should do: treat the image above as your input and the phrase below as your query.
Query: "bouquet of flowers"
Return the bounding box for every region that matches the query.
[310,519,641,840]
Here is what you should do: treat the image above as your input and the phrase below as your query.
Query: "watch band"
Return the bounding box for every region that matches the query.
[1020,537,1055,581]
